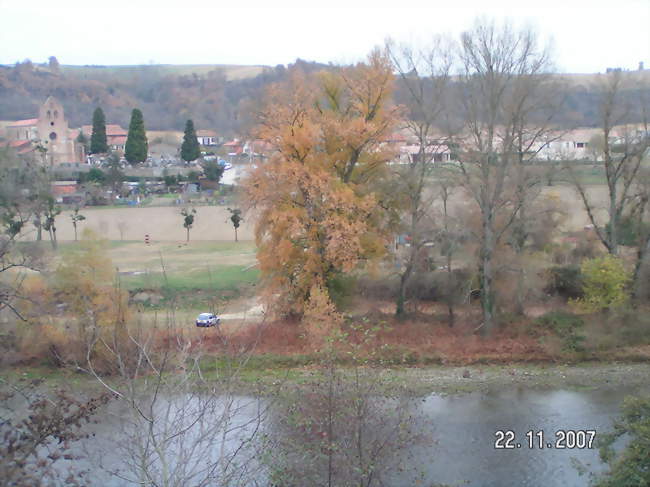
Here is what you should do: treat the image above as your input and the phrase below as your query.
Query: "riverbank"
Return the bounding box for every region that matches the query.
[3,362,649,397]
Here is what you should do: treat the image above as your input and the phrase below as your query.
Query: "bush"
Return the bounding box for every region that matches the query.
[594,395,650,487]
[357,269,471,305]
[327,273,357,309]
[545,265,584,299]
[605,216,650,247]
[376,344,419,366]
[534,310,585,352]
[573,255,631,312]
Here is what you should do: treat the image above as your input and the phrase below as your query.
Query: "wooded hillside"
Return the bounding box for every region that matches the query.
[0,58,648,134]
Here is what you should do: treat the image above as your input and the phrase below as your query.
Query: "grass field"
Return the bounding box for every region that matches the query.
[52,240,260,311]
[121,264,259,292]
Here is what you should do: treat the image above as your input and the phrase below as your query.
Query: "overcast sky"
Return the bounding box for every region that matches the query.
[0,0,648,73]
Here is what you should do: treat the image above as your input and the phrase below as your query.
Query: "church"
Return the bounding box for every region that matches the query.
[5,96,85,165]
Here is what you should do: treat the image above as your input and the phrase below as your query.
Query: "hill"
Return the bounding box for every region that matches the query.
[0,59,330,135]
[59,64,269,81]
[0,59,647,134]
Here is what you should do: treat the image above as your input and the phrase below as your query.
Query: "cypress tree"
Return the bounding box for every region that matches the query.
[180,119,201,162]
[90,107,108,154]
[124,108,148,165]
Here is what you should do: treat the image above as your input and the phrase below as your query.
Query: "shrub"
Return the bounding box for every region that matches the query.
[573,255,631,312]
[570,236,601,262]
[605,216,650,247]
[534,310,585,352]
[595,395,650,487]
[376,344,418,365]
[327,273,357,309]
[545,265,584,299]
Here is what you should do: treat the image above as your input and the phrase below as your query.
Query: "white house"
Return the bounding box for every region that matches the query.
[535,128,601,161]
[196,130,218,146]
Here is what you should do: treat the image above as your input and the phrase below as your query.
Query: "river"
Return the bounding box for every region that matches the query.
[67,381,647,487]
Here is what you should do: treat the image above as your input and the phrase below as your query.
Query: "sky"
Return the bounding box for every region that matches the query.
[0,0,649,74]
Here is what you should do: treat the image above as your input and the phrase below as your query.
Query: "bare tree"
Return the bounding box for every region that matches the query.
[260,325,426,486]
[506,62,564,315]
[80,269,270,486]
[453,21,553,334]
[0,379,110,487]
[117,220,128,241]
[569,71,649,256]
[0,150,45,319]
[70,207,86,242]
[387,37,454,317]
[435,174,473,327]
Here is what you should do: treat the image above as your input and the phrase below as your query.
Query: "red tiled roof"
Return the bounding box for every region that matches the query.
[6,140,31,148]
[51,183,78,195]
[197,130,217,137]
[250,140,274,153]
[5,140,34,154]
[106,124,127,136]
[383,132,408,142]
[223,139,240,147]
[8,118,38,127]
[81,124,127,137]
[109,135,127,145]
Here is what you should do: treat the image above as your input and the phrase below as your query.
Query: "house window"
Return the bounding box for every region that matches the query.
[54,110,58,119]
[576,142,586,148]
[47,110,51,119]
[49,132,57,140]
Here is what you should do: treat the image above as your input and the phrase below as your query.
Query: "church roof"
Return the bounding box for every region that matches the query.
[8,118,39,127]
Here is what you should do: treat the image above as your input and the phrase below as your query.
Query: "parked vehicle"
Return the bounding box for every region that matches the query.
[196,312,220,327]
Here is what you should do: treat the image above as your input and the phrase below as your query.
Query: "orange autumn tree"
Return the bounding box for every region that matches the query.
[244,50,399,324]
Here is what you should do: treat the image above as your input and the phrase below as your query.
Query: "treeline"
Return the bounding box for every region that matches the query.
[0,59,329,134]
[1,57,648,134]
[243,23,650,339]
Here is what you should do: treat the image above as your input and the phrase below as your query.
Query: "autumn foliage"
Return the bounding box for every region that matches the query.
[244,50,400,326]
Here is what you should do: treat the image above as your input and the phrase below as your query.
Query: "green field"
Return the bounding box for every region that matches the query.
[42,240,260,309]
[120,265,259,292]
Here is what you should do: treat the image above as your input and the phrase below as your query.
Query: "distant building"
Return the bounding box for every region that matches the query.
[196,130,219,146]
[5,96,84,164]
[535,128,601,161]
[80,124,128,152]
[223,139,244,156]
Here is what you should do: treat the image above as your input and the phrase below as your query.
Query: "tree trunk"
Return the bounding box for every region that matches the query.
[34,216,42,241]
[49,227,57,250]
[479,214,495,336]
[186,227,190,242]
[396,258,414,318]
[73,223,78,242]
[609,186,618,255]
[446,252,455,328]
[631,236,650,303]
[234,227,238,242]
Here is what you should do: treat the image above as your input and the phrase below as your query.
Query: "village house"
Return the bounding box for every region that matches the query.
[196,130,219,146]
[535,128,601,161]
[223,139,244,156]
[5,96,85,164]
[80,124,128,152]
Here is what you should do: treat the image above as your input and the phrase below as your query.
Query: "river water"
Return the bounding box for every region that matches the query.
[73,384,646,486]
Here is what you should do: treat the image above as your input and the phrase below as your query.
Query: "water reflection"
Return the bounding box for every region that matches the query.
[77,385,646,486]
[396,386,646,487]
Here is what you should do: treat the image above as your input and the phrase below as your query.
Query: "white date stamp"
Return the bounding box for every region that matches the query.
[494,429,596,449]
